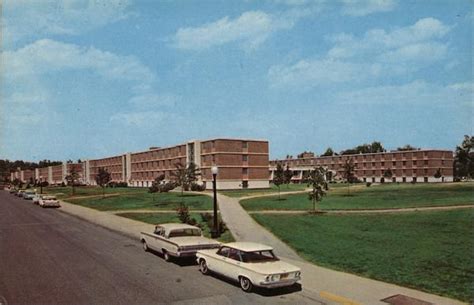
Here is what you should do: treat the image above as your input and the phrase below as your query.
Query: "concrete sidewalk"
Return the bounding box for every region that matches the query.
[56,198,466,305]
[215,193,466,305]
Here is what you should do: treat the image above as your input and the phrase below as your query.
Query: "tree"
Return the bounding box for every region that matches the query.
[397,145,419,151]
[297,151,314,158]
[341,158,356,195]
[65,167,80,195]
[383,168,393,183]
[321,147,335,157]
[95,168,111,198]
[434,168,442,181]
[304,166,327,212]
[171,162,201,196]
[340,141,385,155]
[454,135,474,179]
[149,174,165,202]
[273,163,285,200]
[284,164,294,188]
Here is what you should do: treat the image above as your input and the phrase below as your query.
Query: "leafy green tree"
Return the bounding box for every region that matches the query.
[454,135,474,179]
[273,163,285,200]
[65,167,80,195]
[149,174,165,202]
[342,158,356,195]
[95,168,111,198]
[321,147,335,156]
[397,145,419,151]
[304,166,327,212]
[383,168,393,183]
[284,164,294,188]
[172,162,201,196]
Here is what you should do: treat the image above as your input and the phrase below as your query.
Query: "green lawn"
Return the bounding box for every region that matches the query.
[117,212,234,243]
[220,183,308,198]
[64,191,213,211]
[42,186,144,199]
[241,182,474,211]
[253,209,474,302]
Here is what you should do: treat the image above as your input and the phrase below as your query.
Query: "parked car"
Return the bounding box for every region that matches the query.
[17,190,26,197]
[196,242,301,292]
[140,223,220,262]
[39,195,60,208]
[23,190,37,200]
[32,194,42,204]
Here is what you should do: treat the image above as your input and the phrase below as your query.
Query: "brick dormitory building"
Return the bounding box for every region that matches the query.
[11,138,270,190]
[270,149,454,184]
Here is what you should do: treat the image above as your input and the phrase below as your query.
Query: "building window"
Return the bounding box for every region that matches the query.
[424,160,428,165]
[402,177,406,182]
[381,162,385,167]
[242,181,248,189]
[413,160,417,166]
[403,161,406,166]
[242,141,248,149]
[242,155,248,161]
[242,168,248,175]
[424,177,428,182]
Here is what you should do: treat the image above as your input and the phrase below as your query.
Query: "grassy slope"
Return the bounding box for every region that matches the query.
[253,209,474,302]
[118,212,234,243]
[241,183,474,211]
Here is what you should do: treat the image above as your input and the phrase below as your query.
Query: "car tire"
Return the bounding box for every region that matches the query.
[199,259,210,275]
[239,276,253,293]
[142,241,148,252]
[163,250,171,262]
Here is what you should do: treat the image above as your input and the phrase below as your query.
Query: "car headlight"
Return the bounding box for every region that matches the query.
[271,274,279,281]
[295,271,301,278]
[265,275,271,282]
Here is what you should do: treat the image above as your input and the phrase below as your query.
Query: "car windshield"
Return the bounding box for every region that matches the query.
[44,196,56,200]
[241,250,279,263]
[25,191,35,195]
[168,228,201,237]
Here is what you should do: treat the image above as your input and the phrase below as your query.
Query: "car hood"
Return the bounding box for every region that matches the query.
[171,236,220,247]
[243,260,300,275]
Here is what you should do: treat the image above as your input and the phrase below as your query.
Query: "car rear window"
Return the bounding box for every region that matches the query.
[168,228,201,237]
[241,250,279,263]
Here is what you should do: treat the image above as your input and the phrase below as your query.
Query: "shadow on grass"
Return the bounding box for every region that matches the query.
[206,272,302,296]
[272,198,287,201]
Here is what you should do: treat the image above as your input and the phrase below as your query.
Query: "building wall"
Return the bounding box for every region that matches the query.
[270,150,454,183]
[89,155,125,185]
[51,164,64,185]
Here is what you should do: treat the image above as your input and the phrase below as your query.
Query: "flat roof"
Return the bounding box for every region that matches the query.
[156,223,200,231]
[223,242,273,252]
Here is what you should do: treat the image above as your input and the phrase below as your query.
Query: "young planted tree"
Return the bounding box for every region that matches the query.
[342,158,356,195]
[454,135,474,179]
[149,174,165,202]
[95,168,111,198]
[273,163,285,200]
[434,168,442,181]
[383,168,393,183]
[171,162,201,196]
[304,166,327,213]
[65,167,80,195]
[284,164,294,189]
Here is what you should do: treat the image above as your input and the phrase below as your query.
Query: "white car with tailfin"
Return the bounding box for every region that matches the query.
[196,242,301,292]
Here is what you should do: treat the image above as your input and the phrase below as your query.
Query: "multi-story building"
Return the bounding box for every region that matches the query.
[270,149,454,183]
[78,138,269,189]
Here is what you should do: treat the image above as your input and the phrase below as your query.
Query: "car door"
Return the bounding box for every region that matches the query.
[210,246,231,276]
[149,226,165,251]
[226,248,244,280]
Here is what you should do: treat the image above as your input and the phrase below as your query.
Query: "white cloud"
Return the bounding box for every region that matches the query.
[337,80,473,106]
[268,59,373,88]
[4,39,155,83]
[269,18,451,89]
[128,93,181,108]
[3,0,132,46]
[342,0,396,16]
[172,10,301,51]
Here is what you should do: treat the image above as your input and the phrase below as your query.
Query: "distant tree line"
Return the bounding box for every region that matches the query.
[0,159,63,182]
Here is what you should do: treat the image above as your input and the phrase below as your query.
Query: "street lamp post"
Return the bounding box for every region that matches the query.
[211,166,219,238]
[40,176,43,194]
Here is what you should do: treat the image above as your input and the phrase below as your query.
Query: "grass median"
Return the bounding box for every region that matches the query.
[241,182,474,211]
[252,209,474,302]
[117,212,234,243]
[49,187,213,211]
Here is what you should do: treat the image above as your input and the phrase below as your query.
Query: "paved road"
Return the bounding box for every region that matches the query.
[0,191,322,305]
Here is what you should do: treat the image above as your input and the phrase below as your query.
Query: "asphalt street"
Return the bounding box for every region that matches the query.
[0,191,322,305]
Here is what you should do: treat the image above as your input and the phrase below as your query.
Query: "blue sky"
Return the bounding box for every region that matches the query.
[1,0,472,161]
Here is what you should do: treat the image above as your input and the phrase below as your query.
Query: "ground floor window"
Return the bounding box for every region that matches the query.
[392,177,396,183]
[363,177,367,182]
[242,181,248,189]
[412,177,417,183]
[372,177,375,183]
[402,177,406,182]
[424,177,428,183]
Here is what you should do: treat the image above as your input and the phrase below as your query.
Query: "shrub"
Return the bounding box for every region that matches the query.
[160,182,176,193]
[200,212,227,234]
[366,182,372,187]
[176,203,198,226]
[190,183,206,191]
[61,182,66,187]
